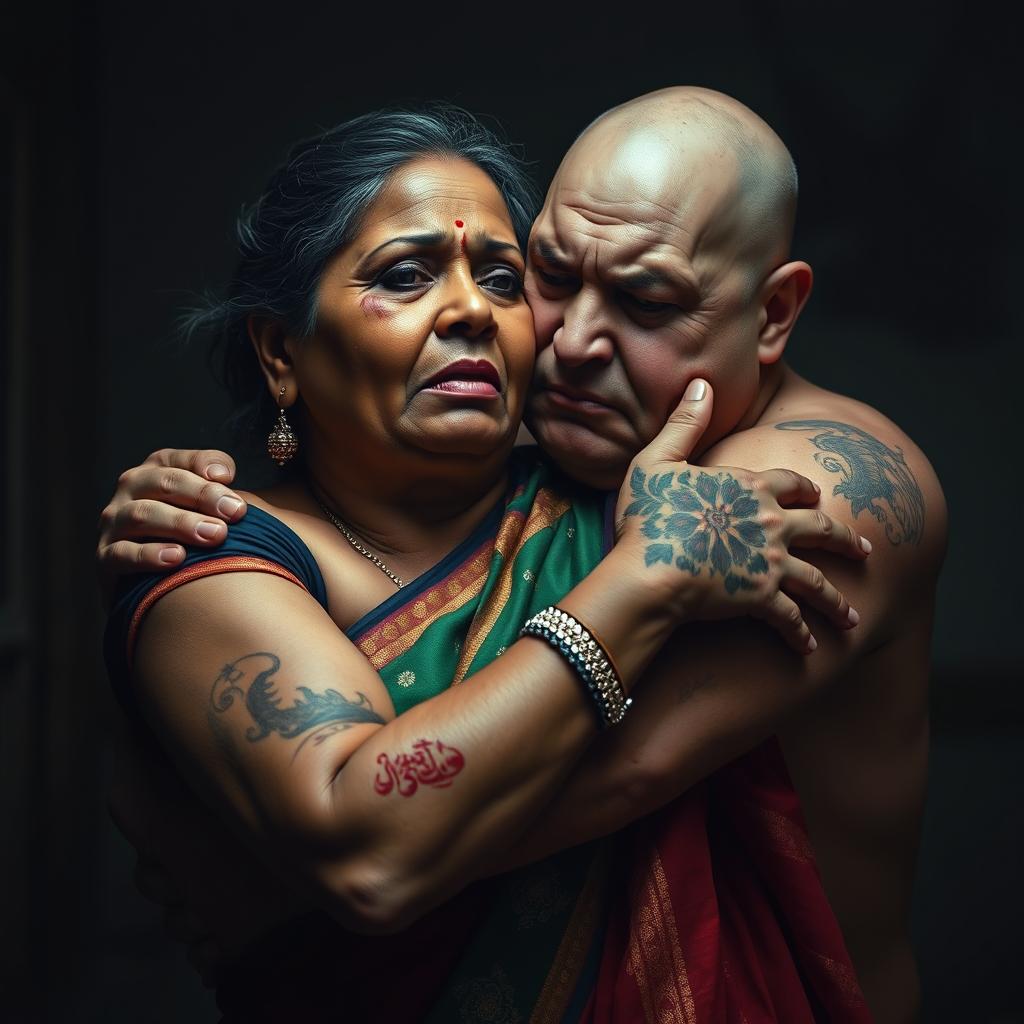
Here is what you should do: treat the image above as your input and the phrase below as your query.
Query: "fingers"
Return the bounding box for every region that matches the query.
[98,539,188,575]
[750,591,817,655]
[635,378,714,465]
[780,508,872,561]
[756,467,821,508]
[112,465,247,522]
[103,496,234,546]
[143,448,237,484]
[780,556,860,630]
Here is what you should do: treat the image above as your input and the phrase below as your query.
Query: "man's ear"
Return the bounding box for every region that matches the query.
[756,260,813,365]
[248,315,298,404]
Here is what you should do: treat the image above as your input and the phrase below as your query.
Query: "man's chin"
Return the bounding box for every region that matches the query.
[529,418,632,491]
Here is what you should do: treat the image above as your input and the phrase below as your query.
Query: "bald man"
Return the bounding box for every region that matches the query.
[100,88,945,1021]
[519,89,945,1020]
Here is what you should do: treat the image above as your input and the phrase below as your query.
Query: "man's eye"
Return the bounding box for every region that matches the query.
[480,268,524,297]
[535,267,576,289]
[622,293,675,315]
[378,264,431,290]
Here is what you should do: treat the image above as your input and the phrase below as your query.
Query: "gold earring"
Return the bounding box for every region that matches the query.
[267,386,298,466]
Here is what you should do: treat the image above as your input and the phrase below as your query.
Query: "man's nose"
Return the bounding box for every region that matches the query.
[435,271,497,341]
[552,291,614,366]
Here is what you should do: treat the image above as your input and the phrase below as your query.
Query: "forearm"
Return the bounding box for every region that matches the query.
[312,550,680,930]
[484,619,832,874]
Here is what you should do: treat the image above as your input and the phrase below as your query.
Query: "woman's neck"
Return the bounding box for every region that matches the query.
[293,440,514,582]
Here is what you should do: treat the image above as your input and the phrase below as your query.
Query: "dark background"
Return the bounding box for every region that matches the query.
[2,1,1020,1021]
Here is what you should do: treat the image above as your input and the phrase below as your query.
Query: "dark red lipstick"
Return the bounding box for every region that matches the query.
[421,359,501,398]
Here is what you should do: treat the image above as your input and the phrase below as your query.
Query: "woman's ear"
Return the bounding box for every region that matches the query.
[756,260,813,365]
[248,315,298,404]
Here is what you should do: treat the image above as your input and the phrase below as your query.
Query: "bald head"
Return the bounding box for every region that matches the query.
[558,87,798,283]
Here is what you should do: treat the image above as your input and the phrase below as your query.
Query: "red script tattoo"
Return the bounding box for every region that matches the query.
[374,739,466,797]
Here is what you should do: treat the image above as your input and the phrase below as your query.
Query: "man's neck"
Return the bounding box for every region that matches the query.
[734,361,788,435]
[688,361,788,463]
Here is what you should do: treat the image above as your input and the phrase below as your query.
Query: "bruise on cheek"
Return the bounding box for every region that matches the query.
[360,293,392,319]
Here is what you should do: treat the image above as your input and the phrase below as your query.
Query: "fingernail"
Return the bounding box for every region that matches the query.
[217,496,243,517]
[847,607,860,626]
[196,521,224,541]
[807,635,818,652]
[683,379,707,401]
[859,536,872,553]
[158,546,184,564]
[812,482,821,495]
[207,463,230,481]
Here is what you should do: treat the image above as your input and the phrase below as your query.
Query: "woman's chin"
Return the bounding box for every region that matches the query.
[405,413,517,460]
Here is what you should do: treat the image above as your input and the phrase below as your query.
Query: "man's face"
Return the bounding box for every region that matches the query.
[523,134,765,490]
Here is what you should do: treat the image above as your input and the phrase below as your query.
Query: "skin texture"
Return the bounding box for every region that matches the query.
[114,153,867,952]
[102,92,945,1022]
[525,88,803,490]
[516,89,945,1021]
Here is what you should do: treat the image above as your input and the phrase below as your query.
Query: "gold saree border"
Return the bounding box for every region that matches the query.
[453,488,571,685]
[626,845,696,1024]
[355,539,494,670]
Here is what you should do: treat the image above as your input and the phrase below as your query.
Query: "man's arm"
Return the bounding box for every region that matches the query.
[491,416,946,870]
[96,449,247,589]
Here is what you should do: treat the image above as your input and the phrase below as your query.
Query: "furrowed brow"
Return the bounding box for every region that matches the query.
[617,266,700,300]
[618,269,670,290]
[478,238,523,258]
[532,240,570,269]
[362,232,447,262]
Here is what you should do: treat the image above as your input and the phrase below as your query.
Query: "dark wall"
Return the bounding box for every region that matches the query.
[94,2,1020,671]
[4,2,1020,1021]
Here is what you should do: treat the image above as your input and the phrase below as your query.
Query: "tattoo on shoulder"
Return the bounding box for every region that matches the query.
[624,467,768,593]
[774,420,925,545]
[210,653,385,749]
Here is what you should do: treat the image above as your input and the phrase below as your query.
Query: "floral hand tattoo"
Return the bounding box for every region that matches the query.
[624,467,768,594]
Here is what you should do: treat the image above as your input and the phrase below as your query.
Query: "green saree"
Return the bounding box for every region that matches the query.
[347,447,614,1022]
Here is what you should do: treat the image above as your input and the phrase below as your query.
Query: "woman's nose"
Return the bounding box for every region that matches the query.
[435,273,497,341]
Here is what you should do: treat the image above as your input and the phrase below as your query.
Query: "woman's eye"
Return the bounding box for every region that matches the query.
[378,264,431,290]
[480,268,524,297]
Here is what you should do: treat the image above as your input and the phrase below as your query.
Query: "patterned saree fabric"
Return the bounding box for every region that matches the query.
[106,448,870,1022]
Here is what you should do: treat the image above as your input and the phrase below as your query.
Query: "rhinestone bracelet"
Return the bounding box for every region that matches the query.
[520,606,631,727]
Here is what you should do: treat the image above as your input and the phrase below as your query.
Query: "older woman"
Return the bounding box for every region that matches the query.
[104,106,870,1021]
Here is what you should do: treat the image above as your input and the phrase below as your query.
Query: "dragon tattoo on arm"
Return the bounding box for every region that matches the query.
[209,654,467,792]
[775,420,925,545]
[210,652,386,757]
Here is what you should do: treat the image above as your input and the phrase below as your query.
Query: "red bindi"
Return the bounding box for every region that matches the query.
[454,219,464,228]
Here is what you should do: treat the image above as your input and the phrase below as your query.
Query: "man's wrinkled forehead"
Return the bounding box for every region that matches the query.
[532,128,745,265]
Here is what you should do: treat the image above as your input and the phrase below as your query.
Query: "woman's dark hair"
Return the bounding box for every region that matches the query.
[186,103,540,438]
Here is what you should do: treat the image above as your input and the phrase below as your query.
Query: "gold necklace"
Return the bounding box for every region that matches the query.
[313,495,405,589]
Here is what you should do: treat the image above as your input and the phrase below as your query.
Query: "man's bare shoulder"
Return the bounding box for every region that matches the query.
[705,378,947,597]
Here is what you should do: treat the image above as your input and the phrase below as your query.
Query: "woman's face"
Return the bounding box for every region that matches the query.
[291,156,535,467]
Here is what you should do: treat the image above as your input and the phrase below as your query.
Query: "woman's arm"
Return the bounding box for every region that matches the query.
[133,538,667,935]
[127,404,867,935]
